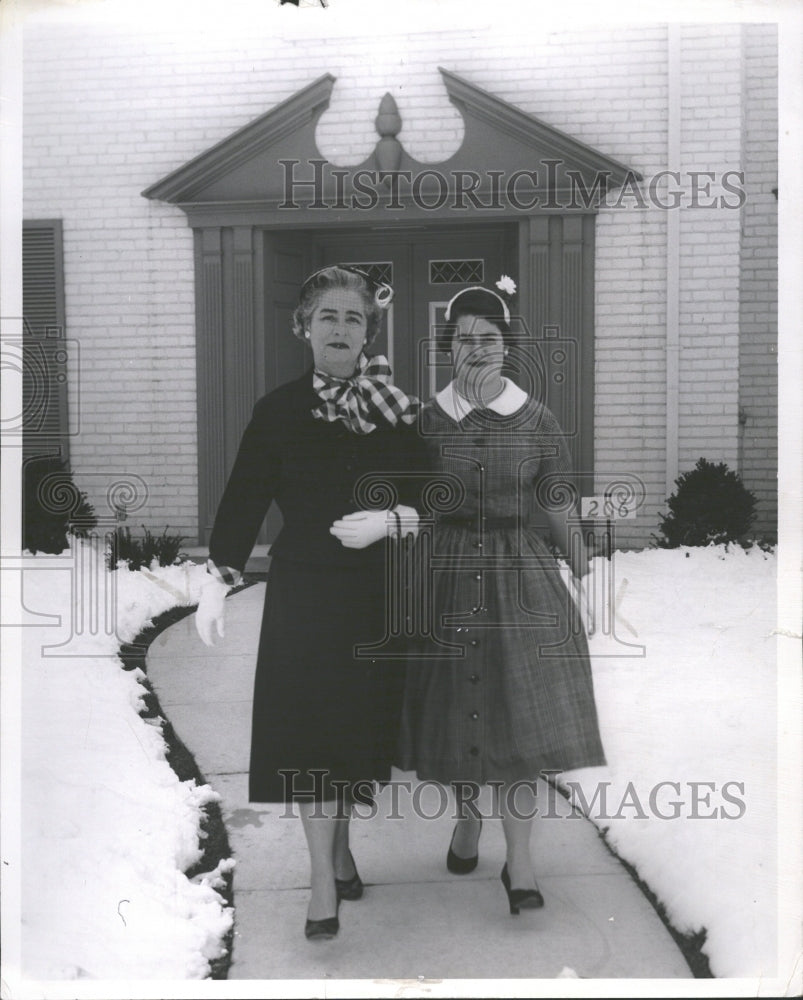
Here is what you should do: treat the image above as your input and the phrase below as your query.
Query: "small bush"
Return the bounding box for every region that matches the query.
[24,457,97,554]
[656,458,757,548]
[108,525,189,571]
[744,534,776,553]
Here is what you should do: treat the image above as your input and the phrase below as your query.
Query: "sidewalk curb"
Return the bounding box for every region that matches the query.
[120,591,257,980]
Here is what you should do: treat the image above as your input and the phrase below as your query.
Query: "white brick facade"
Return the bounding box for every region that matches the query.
[22,11,778,548]
[739,22,779,537]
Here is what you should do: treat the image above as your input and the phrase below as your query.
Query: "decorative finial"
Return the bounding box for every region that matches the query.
[374,93,403,175]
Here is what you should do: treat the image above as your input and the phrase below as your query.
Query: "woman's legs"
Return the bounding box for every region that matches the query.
[299,800,360,921]
[332,810,358,880]
[450,807,483,859]
[497,781,539,890]
[298,801,339,920]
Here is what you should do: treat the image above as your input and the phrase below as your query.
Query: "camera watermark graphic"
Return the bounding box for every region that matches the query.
[350,481,647,662]
[1,319,80,445]
[349,320,647,661]
[2,468,162,656]
[2,312,191,655]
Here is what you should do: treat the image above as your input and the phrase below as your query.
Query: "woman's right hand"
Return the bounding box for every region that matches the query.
[195,576,228,646]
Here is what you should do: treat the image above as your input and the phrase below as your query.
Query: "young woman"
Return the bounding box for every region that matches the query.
[401,282,605,915]
[195,265,422,940]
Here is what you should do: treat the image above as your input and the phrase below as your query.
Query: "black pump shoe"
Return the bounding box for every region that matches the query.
[335,850,364,901]
[304,914,339,941]
[446,818,482,874]
[500,862,545,915]
[304,892,340,941]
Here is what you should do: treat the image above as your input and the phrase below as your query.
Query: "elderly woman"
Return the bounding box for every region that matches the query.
[195,265,422,940]
[401,282,605,916]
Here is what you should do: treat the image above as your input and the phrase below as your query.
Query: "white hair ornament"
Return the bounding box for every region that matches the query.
[374,283,394,309]
[495,275,517,296]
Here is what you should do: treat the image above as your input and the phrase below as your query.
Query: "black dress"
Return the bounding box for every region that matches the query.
[209,370,425,803]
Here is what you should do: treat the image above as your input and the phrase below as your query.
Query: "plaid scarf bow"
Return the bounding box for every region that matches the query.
[312,354,420,434]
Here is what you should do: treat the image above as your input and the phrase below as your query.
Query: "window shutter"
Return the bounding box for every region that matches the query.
[22,220,69,463]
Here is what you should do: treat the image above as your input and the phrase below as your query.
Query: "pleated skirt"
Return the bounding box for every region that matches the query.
[399,524,607,784]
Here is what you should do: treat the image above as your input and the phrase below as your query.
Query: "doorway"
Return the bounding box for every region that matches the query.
[255,222,517,543]
[197,216,596,545]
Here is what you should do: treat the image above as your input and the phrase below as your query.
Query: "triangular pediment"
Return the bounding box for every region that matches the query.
[436,68,639,193]
[143,69,640,219]
[142,74,336,204]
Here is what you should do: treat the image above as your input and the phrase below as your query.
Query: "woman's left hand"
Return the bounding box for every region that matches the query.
[578,576,596,637]
[330,510,390,548]
[568,573,596,637]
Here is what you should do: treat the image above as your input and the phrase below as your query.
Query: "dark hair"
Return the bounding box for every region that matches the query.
[436,287,512,353]
[292,266,386,345]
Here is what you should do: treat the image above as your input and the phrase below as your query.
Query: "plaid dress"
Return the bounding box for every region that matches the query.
[399,396,606,783]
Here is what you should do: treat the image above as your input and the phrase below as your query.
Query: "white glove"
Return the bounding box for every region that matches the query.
[330,510,392,548]
[393,504,420,540]
[568,574,596,637]
[195,576,228,646]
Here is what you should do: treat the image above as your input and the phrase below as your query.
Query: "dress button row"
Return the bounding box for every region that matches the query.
[469,711,479,720]
[470,639,480,647]
[469,674,480,683]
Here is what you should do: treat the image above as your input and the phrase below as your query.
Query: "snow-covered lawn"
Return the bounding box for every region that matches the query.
[567,544,779,978]
[18,544,232,979]
[12,538,784,981]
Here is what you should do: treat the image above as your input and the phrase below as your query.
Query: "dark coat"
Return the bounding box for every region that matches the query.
[209,370,423,571]
[208,370,426,803]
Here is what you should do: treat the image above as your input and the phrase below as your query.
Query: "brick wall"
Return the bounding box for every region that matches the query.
[738,23,779,538]
[675,22,744,513]
[22,12,776,547]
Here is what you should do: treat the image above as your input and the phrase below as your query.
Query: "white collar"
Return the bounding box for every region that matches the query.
[435,377,528,420]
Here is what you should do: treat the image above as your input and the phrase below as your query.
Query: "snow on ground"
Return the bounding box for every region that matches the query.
[16,538,780,980]
[19,540,233,979]
[565,544,778,978]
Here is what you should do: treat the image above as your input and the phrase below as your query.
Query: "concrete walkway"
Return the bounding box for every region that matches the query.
[147,584,692,981]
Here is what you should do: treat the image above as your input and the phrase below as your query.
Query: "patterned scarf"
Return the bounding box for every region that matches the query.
[312,354,420,434]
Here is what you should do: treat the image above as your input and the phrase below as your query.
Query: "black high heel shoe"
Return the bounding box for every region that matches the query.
[304,880,341,941]
[335,850,364,901]
[304,913,339,941]
[446,818,482,874]
[500,862,545,915]
[304,896,340,941]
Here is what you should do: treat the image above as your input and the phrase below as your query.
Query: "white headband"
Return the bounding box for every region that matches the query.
[444,286,511,325]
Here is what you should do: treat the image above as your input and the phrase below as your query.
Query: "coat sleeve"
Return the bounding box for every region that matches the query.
[396,418,431,510]
[208,396,282,574]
